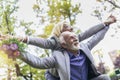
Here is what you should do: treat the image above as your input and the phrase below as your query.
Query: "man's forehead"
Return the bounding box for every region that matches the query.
[62,31,75,37]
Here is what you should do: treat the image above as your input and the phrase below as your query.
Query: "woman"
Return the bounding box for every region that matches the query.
[0,16,116,50]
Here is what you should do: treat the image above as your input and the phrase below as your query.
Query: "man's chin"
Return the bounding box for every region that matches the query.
[71,46,80,51]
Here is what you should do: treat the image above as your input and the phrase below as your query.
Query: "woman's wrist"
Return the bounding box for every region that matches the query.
[23,36,28,43]
[104,22,110,26]
[104,15,116,26]
[15,36,28,43]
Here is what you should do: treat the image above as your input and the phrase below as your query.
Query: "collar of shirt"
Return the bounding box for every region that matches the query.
[67,50,80,59]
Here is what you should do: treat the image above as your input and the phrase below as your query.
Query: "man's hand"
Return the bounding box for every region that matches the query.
[104,15,117,26]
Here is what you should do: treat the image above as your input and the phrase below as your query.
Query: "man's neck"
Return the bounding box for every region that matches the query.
[67,49,78,56]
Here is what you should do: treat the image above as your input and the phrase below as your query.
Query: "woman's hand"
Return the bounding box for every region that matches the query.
[104,15,116,26]
[0,34,11,40]
[0,34,27,43]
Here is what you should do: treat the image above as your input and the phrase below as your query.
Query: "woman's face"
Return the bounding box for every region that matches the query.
[61,23,73,32]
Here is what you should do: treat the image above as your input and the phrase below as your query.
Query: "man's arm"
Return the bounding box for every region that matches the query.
[19,51,56,69]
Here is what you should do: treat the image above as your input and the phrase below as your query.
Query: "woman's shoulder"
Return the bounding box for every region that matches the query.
[50,36,59,42]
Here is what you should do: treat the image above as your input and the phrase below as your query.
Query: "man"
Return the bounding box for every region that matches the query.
[44,15,116,80]
[19,25,110,80]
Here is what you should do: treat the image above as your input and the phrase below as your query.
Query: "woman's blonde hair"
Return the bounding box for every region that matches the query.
[51,21,69,37]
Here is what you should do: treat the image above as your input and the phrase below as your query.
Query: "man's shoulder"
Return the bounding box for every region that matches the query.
[80,42,86,47]
[52,49,67,58]
[80,42,89,49]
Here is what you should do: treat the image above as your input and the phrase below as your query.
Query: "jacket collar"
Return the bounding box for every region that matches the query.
[63,50,70,80]
[80,43,94,63]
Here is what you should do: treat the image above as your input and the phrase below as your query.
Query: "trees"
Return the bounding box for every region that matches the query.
[33,0,81,25]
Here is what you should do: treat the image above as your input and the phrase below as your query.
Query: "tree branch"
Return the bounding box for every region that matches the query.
[15,63,30,80]
[106,0,120,9]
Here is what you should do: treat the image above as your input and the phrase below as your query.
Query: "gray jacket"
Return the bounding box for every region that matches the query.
[20,27,109,80]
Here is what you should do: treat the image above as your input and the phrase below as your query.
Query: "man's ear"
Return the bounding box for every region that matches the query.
[61,43,67,49]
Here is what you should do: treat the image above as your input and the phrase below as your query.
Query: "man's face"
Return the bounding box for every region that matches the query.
[62,31,80,51]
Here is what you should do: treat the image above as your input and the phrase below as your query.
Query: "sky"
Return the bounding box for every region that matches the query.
[16,0,36,22]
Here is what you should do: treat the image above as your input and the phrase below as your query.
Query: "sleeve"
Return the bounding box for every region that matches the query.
[78,23,106,42]
[27,36,58,49]
[87,26,109,50]
[19,50,56,69]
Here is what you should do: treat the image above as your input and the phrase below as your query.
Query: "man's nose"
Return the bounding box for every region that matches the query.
[73,37,78,41]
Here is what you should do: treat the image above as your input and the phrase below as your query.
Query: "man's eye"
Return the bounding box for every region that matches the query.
[70,36,74,39]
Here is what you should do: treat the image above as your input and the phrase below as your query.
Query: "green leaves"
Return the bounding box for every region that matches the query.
[2,38,27,53]
[38,23,54,38]
[0,0,18,35]
[47,0,81,24]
